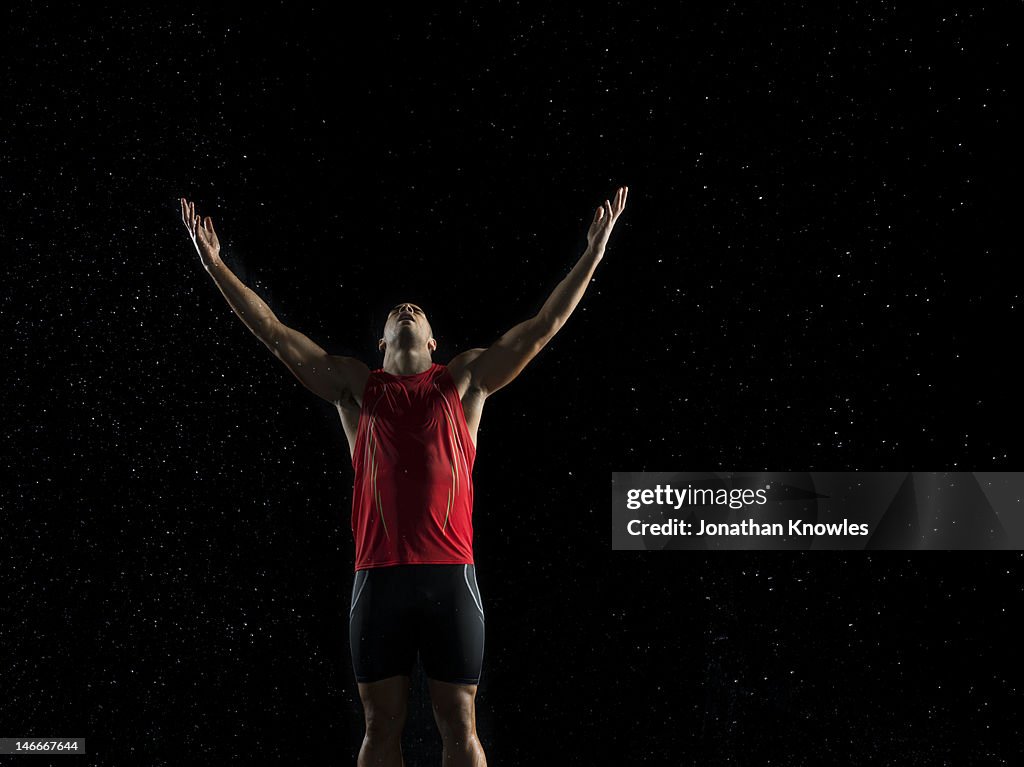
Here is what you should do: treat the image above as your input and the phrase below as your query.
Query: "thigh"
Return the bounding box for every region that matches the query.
[349,566,418,683]
[417,564,486,685]
[358,675,412,732]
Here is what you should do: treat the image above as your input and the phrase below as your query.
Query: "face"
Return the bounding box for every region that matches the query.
[380,302,435,352]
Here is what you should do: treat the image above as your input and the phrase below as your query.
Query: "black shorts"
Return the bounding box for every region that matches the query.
[349,563,486,685]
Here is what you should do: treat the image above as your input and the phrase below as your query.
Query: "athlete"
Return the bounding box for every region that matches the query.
[179,186,628,766]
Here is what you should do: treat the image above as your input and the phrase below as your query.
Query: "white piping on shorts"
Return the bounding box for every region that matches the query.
[463,564,485,619]
[349,570,369,618]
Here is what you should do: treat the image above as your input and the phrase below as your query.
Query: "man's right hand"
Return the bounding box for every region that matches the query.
[180,197,221,268]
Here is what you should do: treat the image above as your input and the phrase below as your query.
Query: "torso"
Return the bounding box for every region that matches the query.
[334,351,485,463]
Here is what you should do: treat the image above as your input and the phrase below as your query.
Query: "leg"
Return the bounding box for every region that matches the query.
[357,675,411,767]
[417,564,488,765]
[350,566,419,766]
[427,678,486,766]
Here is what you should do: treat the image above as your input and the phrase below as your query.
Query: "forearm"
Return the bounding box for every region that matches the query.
[536,244,604,329]
[203,258,280,341]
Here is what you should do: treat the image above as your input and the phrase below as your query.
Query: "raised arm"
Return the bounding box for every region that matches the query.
[180,198,367,405]
[466,186,628,396]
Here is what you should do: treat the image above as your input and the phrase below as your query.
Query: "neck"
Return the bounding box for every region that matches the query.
[382,346,433,376]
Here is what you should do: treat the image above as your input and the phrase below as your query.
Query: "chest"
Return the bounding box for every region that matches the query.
[337,381,483,459]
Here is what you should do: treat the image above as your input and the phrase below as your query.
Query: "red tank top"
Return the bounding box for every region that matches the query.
[350,362,477,571]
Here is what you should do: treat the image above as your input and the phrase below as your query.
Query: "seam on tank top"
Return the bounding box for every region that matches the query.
[433,382,465,535]
[353,382,381,469]
[440,369,477,460]
[443,478,453,536]
[359,392,383,472]
[433,382,471,471]
[349,570,369,617]
[463,564,485,618]
[439,409,456,534]
[433,383,464,464]
[439,391,457,533]
[369,415,389,539]
[381,382,398,411]
[360,393,390,540]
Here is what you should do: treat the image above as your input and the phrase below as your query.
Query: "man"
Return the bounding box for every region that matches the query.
[179,186,628,766]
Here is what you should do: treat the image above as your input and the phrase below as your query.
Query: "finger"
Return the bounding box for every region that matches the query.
[204,215,213,233]
[180,197,186,224]
[605,199,612,219]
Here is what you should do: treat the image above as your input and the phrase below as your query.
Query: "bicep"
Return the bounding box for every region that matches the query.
[469,316,557,396]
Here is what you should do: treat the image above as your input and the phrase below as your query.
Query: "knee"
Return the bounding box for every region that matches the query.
[433,705,476,744]
[364,707,407,742]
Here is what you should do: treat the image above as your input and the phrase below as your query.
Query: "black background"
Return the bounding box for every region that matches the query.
[3,2,1021,764]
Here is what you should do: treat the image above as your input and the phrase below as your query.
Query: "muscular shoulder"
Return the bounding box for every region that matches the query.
[445,348,486,392]
[327,354,372,405]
